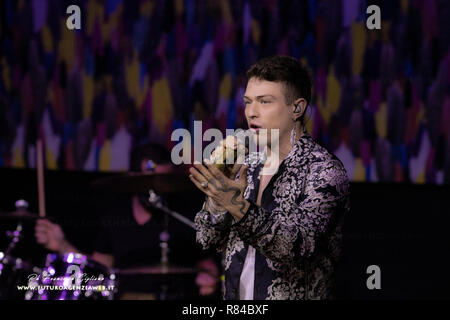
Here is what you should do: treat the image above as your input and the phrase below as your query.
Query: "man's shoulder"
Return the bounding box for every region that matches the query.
[310,148,347,174]
[305,136,346,171]
[305,141,350,192]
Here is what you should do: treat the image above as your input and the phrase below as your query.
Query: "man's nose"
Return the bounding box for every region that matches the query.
[245,102,259,119]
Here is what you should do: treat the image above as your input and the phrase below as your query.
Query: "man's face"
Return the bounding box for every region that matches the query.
[243,78,293,148]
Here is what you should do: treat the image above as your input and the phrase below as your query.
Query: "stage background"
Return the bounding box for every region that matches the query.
[1,0,450,183]
[1,0,450,300]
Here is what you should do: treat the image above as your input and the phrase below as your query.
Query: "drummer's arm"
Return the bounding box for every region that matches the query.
[91,252,114,268]
[59,242,111,267]
[36,219,114,267]
[58,243,114,268]
[58,239,79,254]
[35,219,82,254]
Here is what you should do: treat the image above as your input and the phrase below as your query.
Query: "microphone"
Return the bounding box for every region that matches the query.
[209,131,249,178]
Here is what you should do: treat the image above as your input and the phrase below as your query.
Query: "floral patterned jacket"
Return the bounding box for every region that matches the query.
[195,132,350,300]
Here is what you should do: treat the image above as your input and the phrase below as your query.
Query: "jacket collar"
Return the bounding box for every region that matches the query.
[246,129,314,171]
[244,129,314,205]
[283,129,315,169]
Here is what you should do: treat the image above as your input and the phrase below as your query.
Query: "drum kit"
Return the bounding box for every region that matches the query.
[0,171,201,300]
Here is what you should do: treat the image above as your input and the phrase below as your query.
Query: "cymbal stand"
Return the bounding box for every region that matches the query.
[2,200,29,257]
[148,190,196,230]
[148,189,196,300]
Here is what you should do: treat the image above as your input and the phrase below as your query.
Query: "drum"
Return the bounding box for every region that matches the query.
[0,252,39,300]
[25,252,116,300]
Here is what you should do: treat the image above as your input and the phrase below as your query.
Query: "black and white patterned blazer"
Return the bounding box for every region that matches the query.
[195,131,350,299]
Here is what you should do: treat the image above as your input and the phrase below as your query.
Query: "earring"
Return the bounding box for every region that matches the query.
[290,127,297,147]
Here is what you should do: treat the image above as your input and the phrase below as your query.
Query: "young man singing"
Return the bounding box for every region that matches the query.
[189,55,350,300]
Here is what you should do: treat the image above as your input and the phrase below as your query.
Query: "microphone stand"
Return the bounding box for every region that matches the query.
[147,189,196,300]
[148,190,196,230]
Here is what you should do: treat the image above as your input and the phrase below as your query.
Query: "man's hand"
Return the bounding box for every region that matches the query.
[189,160,250,221]
[195,258,220,296]
[35,219,75,253]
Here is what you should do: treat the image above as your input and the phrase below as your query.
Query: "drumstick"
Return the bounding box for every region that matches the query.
[37,139,46,217]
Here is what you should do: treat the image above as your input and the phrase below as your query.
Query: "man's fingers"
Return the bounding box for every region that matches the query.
[36,220,46,228]
[35,230,46,237]
[193,162,215,181]
[36,219,53,229]
[35,226,47,233]
[189,163,215,183]
[238,165,248,182]
[204,161,228,181]
[37,218,51,225]
[189,165,220,194]
[36,235,47,243]
[230,163,243,179]
[35,224,54,233]
[195,272,217,286]
[189,174,214,198]
[189,166,206,182]
[35,232,48,243]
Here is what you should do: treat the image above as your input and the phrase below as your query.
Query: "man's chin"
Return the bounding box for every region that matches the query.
[250,129,274,149]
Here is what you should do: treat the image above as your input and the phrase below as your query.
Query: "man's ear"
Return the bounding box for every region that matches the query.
[292,98,307,121]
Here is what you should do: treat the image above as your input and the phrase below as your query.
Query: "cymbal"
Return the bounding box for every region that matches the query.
[118,263,198,276]
[0,209,40,221]
[91,172,194,194]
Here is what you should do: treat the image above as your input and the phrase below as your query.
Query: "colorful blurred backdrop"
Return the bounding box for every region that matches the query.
[1,0,449,184]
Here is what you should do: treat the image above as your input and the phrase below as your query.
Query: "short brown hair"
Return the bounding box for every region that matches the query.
[246,55,312,122]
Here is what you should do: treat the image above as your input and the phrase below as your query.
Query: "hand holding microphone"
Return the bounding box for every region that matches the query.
[189,134,251,220]
[208,135,248,179]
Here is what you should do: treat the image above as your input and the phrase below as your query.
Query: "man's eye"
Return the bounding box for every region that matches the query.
[244,101,251,105]
[261,100,271,104]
